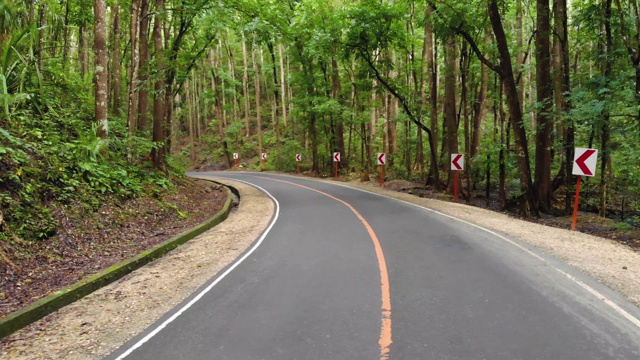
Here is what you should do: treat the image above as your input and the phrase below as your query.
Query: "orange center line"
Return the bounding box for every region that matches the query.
[264,177,392,360]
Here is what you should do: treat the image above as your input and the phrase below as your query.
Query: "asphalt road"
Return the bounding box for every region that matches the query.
[107,172,640,360]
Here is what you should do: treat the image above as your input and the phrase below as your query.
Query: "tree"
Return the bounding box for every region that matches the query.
[456,0,538,215]
[534,0,554,211]
[93,0,108,139]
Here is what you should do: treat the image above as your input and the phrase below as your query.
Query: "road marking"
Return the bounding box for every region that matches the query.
[262,177,393,360]
[320,179,640,331]
[114,179,280,359]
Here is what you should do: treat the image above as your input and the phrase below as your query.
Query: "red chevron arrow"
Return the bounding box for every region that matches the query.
[452,154,463,170]
[575,149,596,176]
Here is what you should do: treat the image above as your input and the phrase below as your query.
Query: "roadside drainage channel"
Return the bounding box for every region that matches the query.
[0,182,236,340]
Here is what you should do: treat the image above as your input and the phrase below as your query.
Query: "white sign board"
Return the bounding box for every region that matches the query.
[333,152,340,162]
[572,148,598,177]
[377,153,386,165]
[451,154,464,171]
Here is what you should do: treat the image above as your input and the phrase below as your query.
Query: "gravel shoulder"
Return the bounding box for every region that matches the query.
[1,175,639,359]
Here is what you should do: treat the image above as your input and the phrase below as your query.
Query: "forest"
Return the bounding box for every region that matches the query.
[2,0,640,244]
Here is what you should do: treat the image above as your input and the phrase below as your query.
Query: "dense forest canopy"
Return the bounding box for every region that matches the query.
[2,0,640,241]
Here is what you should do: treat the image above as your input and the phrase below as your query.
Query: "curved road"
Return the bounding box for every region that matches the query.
[107,172,640,359]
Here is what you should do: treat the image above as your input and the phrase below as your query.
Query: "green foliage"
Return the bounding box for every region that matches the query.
[1,85,177,242]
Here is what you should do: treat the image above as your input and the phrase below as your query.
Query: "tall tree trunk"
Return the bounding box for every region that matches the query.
[127,0,141,158]
[225,35,240,126]
[386,51,397,169]
[444,35,459,194]
[79,26,89,77]
[252,37,263,157]
[36,3,45,74]
[151,0,165,168]
[534,0,554,212]
[279,41,288,129]
[137,0,150,130]
[332,56,345,167]
[614,0,640,124]
[487,0,536,216]
[62,0,71,72]
[94,0,108,139]
[242,33,251,137]
[267,42,281,144]
[416,5,431,177]
[600,0,613,217]
[110,0,122,116]
[211,48,230,168]
[516,0,525,114]
[426,6,440,188]
[186,80,196,162]
[471,30,490,160]
[553,0,575,213]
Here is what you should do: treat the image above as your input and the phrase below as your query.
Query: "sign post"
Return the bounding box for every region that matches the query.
[296,154,301,174]
[233,153,239,170]
[333,152,340,178]
[451,154,464,203]
[571,148,598,231]
[377,153,386,187]
[261,152,267,172]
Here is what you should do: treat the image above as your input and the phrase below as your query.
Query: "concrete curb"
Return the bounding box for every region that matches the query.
[0,184,234,340]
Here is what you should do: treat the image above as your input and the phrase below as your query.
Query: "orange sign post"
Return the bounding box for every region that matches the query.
[450,154,464,203]
[377,153,386,188]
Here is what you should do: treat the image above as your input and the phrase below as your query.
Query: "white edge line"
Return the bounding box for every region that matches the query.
[115,178,279,359]
[322,180,640,330]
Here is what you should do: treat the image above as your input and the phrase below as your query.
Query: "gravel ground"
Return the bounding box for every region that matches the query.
[1,175,639,359]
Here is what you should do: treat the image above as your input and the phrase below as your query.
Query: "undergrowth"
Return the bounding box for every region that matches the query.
[0,111,181,245]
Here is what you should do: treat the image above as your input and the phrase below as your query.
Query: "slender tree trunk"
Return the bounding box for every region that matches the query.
[267,42,281,144]
[600,0,613,217]
[36,3,45,74]
[151,0,165,168]
[426,6,440,188]
[79,26,89,77]
[225,35,240,126]
[516,0,525,115]
[416,6,431,177]
[242,33,251,137]
[62,0,71,72]
[534,0,554,212]
[186,80,196,162]
[444,35,459,194]
[499,80,507,208]
[488,0,536,216]
[552,0,575,213]
[110,0,122,116]
[471,29,490,160]
[127,0,141,158]
[211,48,230,168]
[252,37,263,157]
[94,0,108,139]
[279,41,288,129]
[137,0,150,130]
